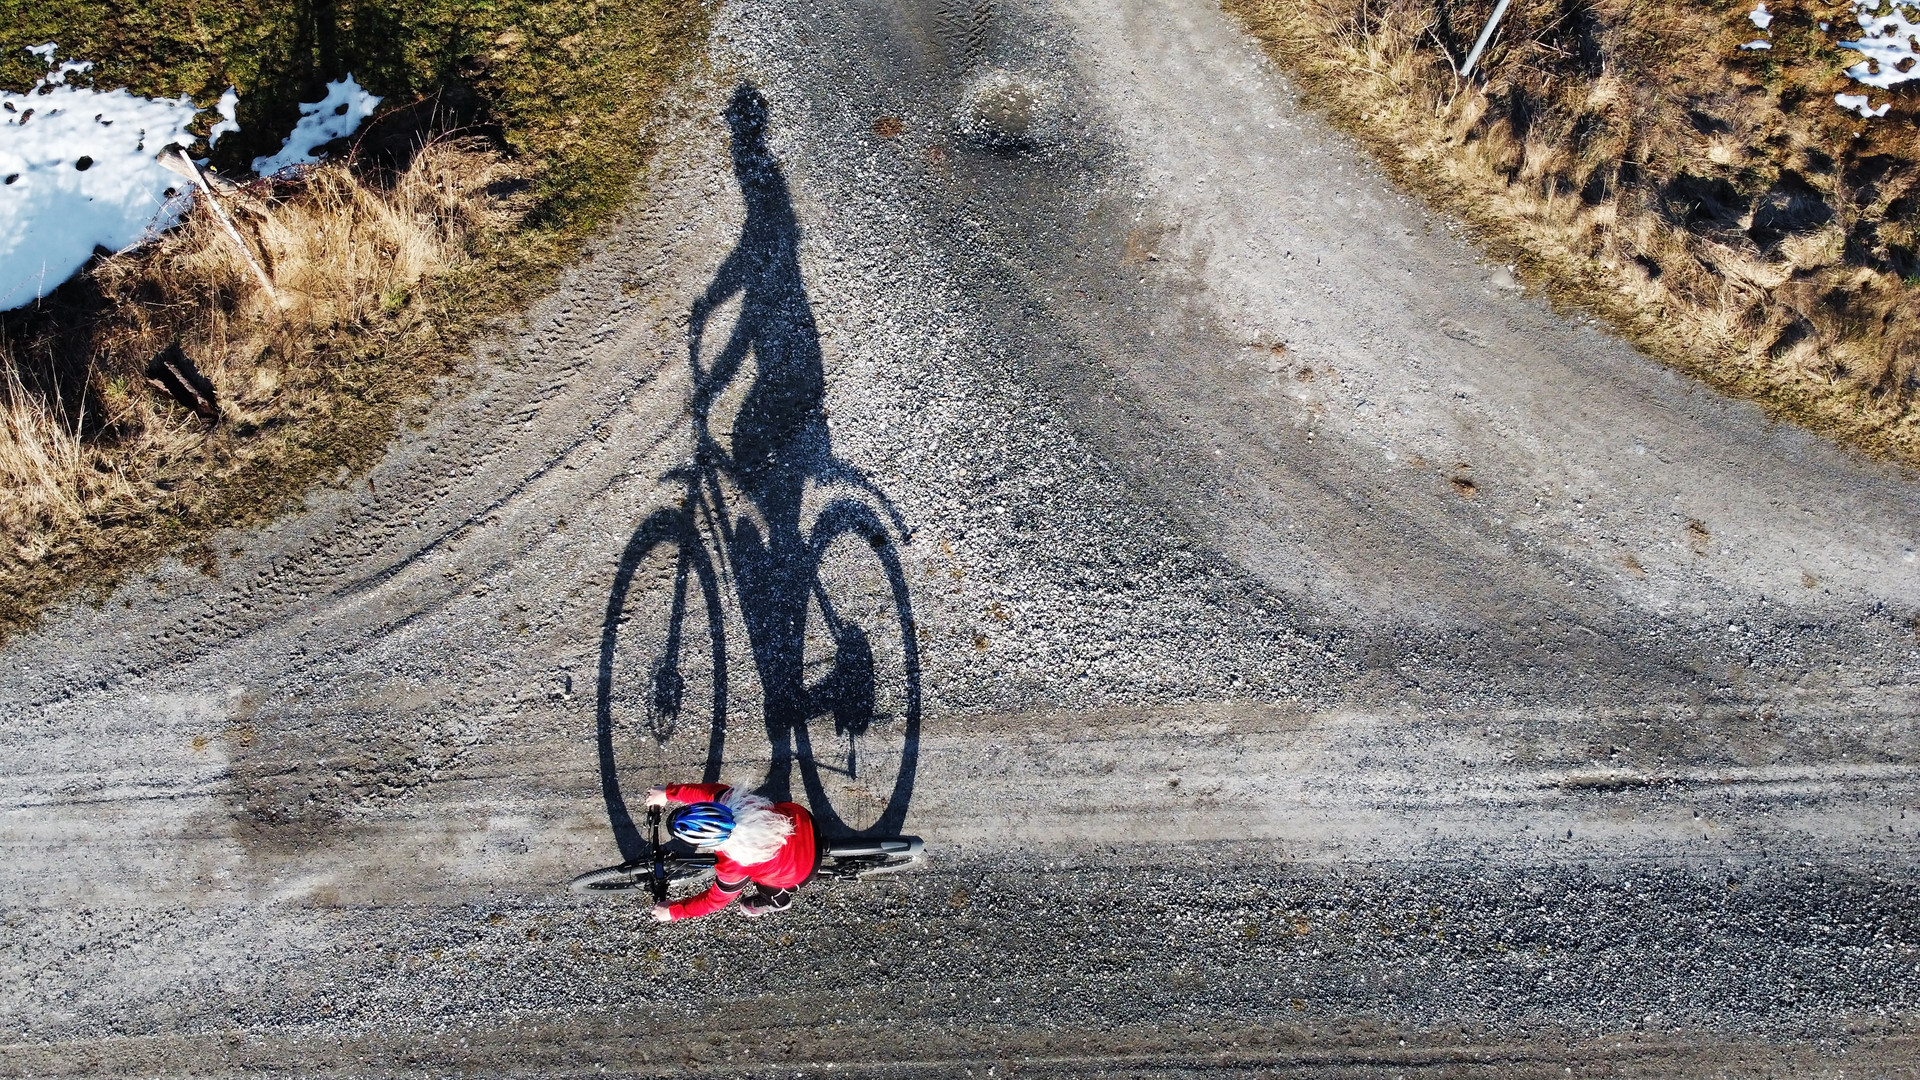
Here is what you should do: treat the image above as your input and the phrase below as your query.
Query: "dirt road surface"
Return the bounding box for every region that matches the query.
[6,1,1919,1075]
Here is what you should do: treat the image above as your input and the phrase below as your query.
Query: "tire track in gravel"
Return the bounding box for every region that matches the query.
[10,205,715,712]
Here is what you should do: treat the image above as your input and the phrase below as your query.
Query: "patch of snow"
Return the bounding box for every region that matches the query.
[0,44,202,310]
[1749,2,1773,30]
[1741,39,1773,49]
[1837,0,1920,90]
[1835,91,1892,117]
[250,75,379,177]
[207,87,240,148]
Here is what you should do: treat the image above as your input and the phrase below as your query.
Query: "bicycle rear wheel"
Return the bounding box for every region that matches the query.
[818,837,924,880]
[822,836,922,859]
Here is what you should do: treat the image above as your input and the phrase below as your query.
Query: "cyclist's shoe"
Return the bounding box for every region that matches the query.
[740,886,795,917]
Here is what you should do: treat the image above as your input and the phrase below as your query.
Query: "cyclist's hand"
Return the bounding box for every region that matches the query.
[644,787,670,808]
[649,904,673,923]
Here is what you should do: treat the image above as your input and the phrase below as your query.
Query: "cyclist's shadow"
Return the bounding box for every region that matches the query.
[594,83,922,859]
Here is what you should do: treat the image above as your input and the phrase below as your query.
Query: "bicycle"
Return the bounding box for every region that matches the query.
[568,807,925,900]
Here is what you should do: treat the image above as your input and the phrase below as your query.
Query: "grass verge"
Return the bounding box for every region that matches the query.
[0,0,711,640]
[1223,0,1920,463]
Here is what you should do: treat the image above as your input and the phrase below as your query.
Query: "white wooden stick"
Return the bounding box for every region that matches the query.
[1460,0,1513,77]
[157,146,276,298]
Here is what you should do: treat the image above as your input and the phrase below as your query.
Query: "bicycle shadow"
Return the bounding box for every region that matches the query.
[594,83,922,861]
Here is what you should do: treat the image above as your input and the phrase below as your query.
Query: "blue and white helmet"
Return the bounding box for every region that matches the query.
[669,801,736,847]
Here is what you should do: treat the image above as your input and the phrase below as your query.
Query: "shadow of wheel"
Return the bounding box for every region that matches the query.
[794,497,922,838]
[596,507,729,863]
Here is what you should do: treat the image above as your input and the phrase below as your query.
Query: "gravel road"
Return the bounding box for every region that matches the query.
[5,0,1919,1075]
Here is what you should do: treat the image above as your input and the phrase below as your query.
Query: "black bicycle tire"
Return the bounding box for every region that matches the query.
[821,836,919,859]
[570,857,715,893]
[568,863,649,892]
[595,507,730,862]
[793,498,922,837]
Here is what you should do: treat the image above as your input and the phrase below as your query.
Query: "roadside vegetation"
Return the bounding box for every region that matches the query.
[1224,0,1920,463]
[0,0,709,640]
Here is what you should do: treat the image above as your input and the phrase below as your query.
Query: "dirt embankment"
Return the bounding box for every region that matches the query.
[1226,0,1920,462]
[0,0,710,640]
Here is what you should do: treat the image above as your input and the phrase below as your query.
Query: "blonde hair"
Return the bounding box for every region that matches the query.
[715,786,795,865]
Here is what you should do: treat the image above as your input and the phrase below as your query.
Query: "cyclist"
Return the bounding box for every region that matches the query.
[644,782,817,921]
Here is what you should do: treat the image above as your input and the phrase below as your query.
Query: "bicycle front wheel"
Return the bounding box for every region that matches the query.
[568,862,649,893]
[568,856,717,898]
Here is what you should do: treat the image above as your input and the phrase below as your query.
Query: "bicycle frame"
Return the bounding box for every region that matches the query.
[642,806,717,901]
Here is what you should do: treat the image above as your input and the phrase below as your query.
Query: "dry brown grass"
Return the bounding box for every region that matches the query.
[1225,0,1920,461]
[0,140,524,625]
[0,0,710,641]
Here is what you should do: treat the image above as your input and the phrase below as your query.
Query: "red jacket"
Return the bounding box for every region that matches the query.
[663,784,816,920]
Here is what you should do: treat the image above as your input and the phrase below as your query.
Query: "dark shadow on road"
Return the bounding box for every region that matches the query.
[595,83,921,859]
